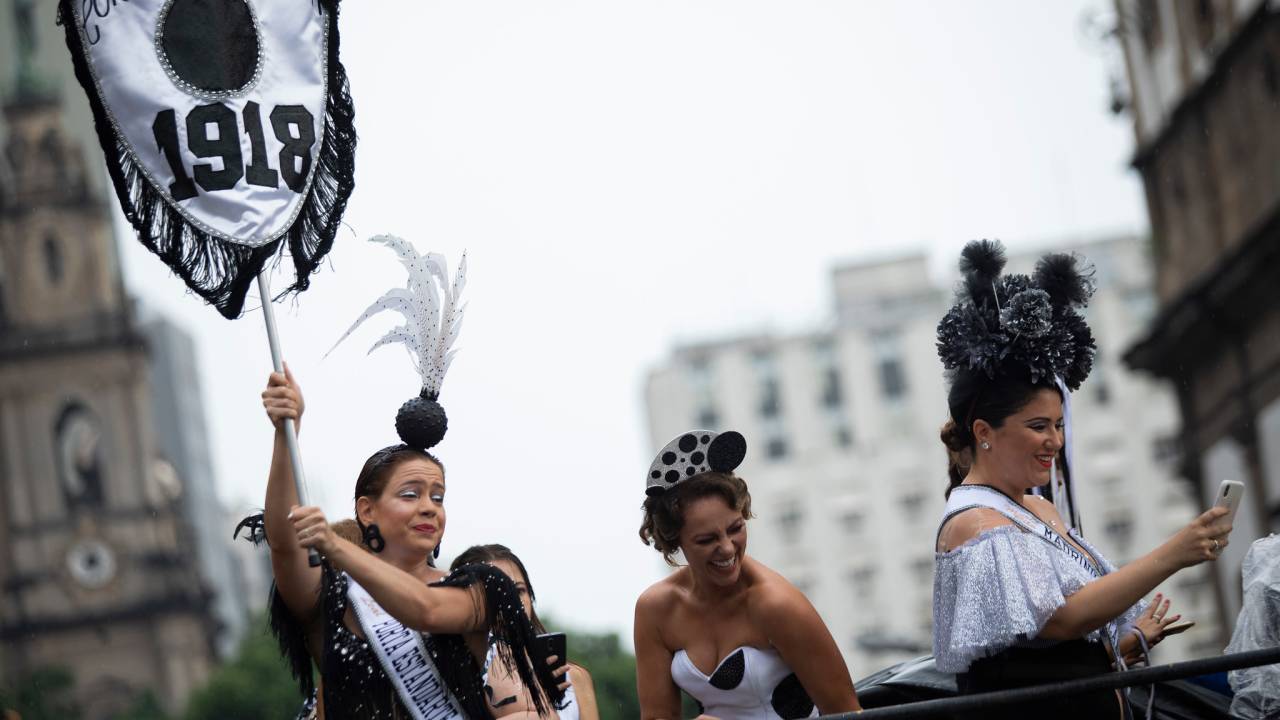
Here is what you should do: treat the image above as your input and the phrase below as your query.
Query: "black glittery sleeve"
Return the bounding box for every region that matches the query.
[426,563,562,718]
[236,511,316,701]
[269,580,317,699]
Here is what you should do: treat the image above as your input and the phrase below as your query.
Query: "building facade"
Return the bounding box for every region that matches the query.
[141,311,260,658]
[1114,0,1280,632]
[645,236,1219,677]
[0,1,243,715]
[0,91,217,718]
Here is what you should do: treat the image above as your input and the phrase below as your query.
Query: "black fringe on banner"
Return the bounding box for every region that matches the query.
[56,0,356,319]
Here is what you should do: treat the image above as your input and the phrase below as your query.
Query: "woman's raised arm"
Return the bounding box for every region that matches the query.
[261,366,323,624]
[1039,506,1230,640]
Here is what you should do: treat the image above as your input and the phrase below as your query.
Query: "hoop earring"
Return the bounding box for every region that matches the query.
[362,523,386,553]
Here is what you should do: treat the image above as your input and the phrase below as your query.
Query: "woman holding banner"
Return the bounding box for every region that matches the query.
[260,241,564,719]
[931,241,1232,719]
[262,367,563,719]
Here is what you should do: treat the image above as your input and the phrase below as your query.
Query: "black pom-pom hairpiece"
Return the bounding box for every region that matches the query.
[958,238,1007,307]
[937,240,1098,391]
[1033,253,1095,308]
[326,236,466,450]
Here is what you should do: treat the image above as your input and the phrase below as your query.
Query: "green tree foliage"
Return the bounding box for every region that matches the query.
[0,667,170,720]
[109,691,169,720]
[0,666,81,720]
[182,614,306,720]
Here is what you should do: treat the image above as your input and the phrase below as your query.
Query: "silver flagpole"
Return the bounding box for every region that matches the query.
[257,270,321,567]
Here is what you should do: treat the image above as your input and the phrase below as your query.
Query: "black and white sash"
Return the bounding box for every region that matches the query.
[346,576,466,720]
[941,484,1104,580]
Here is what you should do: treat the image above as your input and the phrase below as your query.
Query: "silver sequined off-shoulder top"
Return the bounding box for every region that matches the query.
[932,522,1146,674]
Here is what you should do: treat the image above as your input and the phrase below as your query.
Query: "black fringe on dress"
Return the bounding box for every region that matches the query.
[428,563,563,719]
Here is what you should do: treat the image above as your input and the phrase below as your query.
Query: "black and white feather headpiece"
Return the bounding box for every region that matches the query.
[936,239,1097,391]
[328,235,466,449]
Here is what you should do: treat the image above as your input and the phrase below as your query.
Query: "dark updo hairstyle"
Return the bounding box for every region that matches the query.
[639,472,754,566]
[451,544,546,633]
[354,443,446,500]
[353,444,445,555]
[940,366,1062,498]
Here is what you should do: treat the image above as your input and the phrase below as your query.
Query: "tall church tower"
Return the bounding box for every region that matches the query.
[0,3,217,717]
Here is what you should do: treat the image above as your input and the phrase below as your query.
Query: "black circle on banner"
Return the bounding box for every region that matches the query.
[160,0,260,93]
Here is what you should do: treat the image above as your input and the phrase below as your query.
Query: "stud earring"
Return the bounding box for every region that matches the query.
[980,441,991,450]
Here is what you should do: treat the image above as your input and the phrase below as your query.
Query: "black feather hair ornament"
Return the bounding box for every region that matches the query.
[936,240,1097,391]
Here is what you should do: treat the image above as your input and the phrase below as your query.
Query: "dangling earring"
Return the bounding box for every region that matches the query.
[433,543,441,560]
[362,523,386,553]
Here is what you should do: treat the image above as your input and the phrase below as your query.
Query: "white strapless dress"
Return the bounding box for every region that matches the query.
[670,646,817,720]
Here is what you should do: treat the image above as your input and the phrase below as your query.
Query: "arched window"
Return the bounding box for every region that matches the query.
[55,402,106,509]
[39,129,67,186]
[43,232,64,284]
[0,257,8,327]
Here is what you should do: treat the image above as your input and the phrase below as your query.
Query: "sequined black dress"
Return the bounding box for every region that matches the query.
[266,560,556,720]
[318,562,407,717]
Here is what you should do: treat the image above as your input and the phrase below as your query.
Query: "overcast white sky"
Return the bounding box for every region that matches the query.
[115,0,1147,638]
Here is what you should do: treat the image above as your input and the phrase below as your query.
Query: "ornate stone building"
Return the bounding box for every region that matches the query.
[0,4,217,717]
[1114,0,1280,637]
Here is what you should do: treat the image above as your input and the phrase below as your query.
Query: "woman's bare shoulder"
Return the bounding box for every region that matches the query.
[568,663,593,683]
[635,569,688,615]
[744,559,812,620]
[937,507,1015,552]
[1023,495,1068,526]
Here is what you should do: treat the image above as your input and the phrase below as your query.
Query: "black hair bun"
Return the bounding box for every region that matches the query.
[396,392,448,449]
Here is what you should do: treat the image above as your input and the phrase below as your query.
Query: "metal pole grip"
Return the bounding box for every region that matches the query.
[257,272,321,568]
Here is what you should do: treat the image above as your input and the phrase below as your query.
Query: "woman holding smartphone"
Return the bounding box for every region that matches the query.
[450,544,600,720]
[634,429,862,720]
[931,241,1232,719]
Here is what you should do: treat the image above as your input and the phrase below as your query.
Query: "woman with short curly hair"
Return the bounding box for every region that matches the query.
[633,430,861,720]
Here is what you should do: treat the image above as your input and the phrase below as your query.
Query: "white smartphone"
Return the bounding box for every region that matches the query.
[1212,479,1245,530]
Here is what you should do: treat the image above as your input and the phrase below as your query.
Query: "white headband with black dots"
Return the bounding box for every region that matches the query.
[646,430,747,497]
